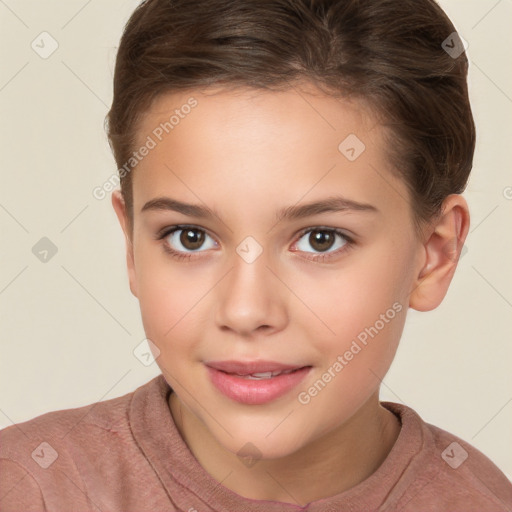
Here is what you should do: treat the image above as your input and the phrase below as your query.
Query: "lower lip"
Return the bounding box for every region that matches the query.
[206,366,311,405]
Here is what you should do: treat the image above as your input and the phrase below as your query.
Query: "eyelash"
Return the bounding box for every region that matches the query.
[156,224,355,263]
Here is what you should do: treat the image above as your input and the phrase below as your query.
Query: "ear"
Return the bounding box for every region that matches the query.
[111,189,138,298]
[409,194,470,312]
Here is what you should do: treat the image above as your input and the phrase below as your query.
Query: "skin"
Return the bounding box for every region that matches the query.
[112,82,470,505]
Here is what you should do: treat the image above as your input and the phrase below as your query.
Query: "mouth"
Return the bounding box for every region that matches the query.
[204,359,309,375]
[227,368,303,380]
[204,360,312,405]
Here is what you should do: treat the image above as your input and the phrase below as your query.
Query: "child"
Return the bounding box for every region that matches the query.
[1,0,511,510]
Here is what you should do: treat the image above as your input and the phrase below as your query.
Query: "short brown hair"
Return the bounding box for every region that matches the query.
[105,0,475,233]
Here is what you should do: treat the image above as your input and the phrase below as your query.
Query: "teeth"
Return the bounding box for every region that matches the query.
[246,372,274,380]
[239,368,297,380]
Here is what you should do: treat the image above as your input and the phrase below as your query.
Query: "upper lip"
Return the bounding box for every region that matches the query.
[204,360,309,375]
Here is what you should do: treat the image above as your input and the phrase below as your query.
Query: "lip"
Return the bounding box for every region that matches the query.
[204,360,306,375]
[205,361,312,405]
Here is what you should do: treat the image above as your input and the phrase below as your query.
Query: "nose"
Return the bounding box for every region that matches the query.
[214,247,288,337]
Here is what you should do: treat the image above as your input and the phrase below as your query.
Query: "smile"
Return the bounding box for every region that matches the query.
[205,362,312,405]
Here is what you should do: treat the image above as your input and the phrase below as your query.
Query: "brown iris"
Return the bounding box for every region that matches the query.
[180,228,205,250]
[308,230,335,252]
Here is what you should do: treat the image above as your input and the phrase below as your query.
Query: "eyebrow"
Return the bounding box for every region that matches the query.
[141,195,378,222]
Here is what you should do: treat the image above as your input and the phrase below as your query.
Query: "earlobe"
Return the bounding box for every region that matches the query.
[111,190,138,298]
[409,194,470,312]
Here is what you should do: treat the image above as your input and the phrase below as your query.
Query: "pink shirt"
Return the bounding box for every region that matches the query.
[1,374,511,511]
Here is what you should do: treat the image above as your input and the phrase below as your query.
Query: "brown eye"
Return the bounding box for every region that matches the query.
[308,230,335,252]
[162,226,217,254]
[179,228,205,250]
[294,228,350,256]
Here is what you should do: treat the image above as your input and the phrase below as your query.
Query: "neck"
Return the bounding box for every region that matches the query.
[168,391,401,505]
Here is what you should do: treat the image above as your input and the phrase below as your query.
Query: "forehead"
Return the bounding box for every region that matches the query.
[131,84,408,221]
[137,83,374,148]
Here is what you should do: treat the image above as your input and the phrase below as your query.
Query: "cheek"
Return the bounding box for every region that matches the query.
[299,255,407,338]
[134,245,208,349]
[291,241,412,381]
[293,267,407,429]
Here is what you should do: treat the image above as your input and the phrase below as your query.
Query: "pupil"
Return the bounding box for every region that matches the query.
[181,229,204,250]
[310,230,334,252]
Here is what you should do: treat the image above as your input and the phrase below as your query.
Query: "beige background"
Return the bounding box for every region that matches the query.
[1,0,511,480]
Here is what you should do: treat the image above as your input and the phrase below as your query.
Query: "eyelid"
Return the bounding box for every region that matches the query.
[294,225,354,243]
[157,224,355,261]
[156,224,354,240]
[156,224,217,242]
[290,226,354,261]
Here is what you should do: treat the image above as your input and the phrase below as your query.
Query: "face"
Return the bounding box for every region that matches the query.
[115,83,425,459]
